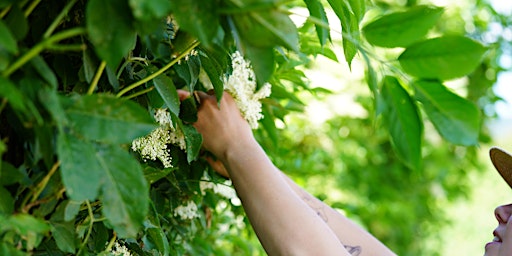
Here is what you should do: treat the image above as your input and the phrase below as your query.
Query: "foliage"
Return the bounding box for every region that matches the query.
[0,0,500,255]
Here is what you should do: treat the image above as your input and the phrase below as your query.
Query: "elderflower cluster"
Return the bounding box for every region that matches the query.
[174,201,200,220]
[199,172,237,199]
[131,109,186,168]
[222,51,272,129]
[109,241,132,256]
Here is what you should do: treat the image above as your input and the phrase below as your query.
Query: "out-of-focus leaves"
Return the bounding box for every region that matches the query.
[86,0,137,68]
[327,0,358,66]
[30,55,58,89]
[182,124,202,163]
[0,186,13,214]
[363,6,443,48]
[4,5,27,41]
[414,80,480,145]
[382,76,422,170]
[0,20,18,54]
[398,36,487,80]
[169,0,219,46]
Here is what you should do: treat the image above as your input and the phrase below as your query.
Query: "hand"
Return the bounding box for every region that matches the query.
[177,89,255,163]
[485,204,512,256]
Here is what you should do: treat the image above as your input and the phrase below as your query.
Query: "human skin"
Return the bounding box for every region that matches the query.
[178,90,396,255]
[485,204,512,256]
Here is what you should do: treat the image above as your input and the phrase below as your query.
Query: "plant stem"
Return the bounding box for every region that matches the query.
[43,0,79,38]
[78,200,95,255]
[116,40,200,97]
[104,232,117,252]
[87,61,106,95]
[124,86,154,99]
[30,161,61,204]
[0,5,11,19]
[2,27,86,78]
[24,0,42,17]
[47,43,87,52]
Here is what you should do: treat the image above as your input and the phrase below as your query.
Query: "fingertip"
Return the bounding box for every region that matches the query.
[177,89,190,101]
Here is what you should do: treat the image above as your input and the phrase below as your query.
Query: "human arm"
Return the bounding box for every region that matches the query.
[180,90,348,255]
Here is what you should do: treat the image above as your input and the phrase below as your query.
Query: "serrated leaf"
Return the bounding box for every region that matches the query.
[382,76,422,170]
[398,36,487,80]
[233,8,299,52]
[169,0,219,46]
[65,94,157,144]
[0,20,18,54]
[153,74,180,117]
[86,0,137,68]
[414,80,480,145]
[363,6,443,48]
[304,0,330,46]
[57,132,104,201]
[327,0,358,66]
[58,131,148,237]
[98,144,149,237]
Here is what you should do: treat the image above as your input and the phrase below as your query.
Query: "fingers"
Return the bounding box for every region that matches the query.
[177,89,190,101]
[205,156,230,178]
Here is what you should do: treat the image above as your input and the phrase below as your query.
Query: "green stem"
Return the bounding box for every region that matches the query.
[24,0,42,17]
[43,0,79,38]
[78,200,95,255]
[87,61,106,95]
[0,5,11,19]
[2,27,86,78]
[104,232,117,252]
[124,86,154,99]
[116,40,200,97]
[47,43,87,52]
[30,161,61,204]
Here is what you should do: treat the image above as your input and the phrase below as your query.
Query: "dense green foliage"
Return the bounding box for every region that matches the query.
[0,0,506,255]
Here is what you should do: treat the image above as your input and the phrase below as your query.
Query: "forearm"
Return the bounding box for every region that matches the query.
[223,139,349,256]
[282,174,396,256]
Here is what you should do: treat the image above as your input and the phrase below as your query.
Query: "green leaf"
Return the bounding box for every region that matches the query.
[39,87,68,131]
[233,9,299,52]
[363,6,443,48]
[98,144,149,237]
[64,201,82,222]
[86,0,137,69]
[143,203,170,256]
[7,214,51,250]
[143,165,173,184]
[4,4,28,41]
[129,0,172,21]
[169,0,219,46]
[30,55,58,89]
[57,132,104,201]
[65,94,157,144]
[57,132,148,237]
[0,186,13,214]
[0,242,26,256]
[382,76,422,170]
[327,0,358,66]
[199,52,224,101]
[174,56,200,92]
[398,36,487,80]
[182,124,202,163]
[179,97,198,123]
[153,74,180,117]
[243,45,275,85]
[304,0,330,46]
[0,20,18,54]
[51,222,76,253]
[348,0,365,22]
[0,76,27,112]
[0,161,25,186]
[82,49,98,84]
[414,80,480,145]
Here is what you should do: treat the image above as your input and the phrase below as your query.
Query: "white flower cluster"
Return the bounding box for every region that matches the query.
[131,109,186,168]
[109,241,132,256]
[223,51,272,129]
[174,200,200,220]
[199,172,237,199]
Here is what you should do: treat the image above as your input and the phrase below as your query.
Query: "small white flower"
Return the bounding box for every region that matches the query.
[223,51,272,129]
[131,109,186,168]
[174,201,200,220]
[200,172,237,199]
[109,241,132,256]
